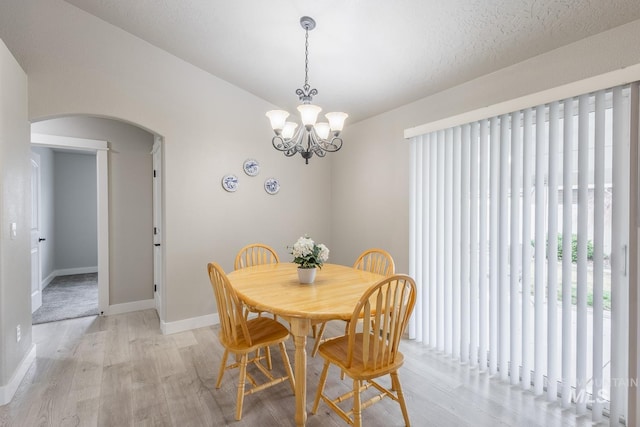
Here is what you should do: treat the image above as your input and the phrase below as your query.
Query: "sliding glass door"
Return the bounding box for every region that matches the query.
[409,84,634,424]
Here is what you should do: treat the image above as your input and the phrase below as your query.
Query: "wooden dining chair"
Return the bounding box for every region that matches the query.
[352,248,396,276]
[207,262,295,421]
[234,243,283,367]
[311,274,416,427]
[311,248,396,357]
[234,243,281,320]
[234,244,280,313]
[234,243,280,270]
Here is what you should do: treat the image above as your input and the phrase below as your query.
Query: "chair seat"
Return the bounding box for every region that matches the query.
[220,316,290,353]
[318,334,405,380]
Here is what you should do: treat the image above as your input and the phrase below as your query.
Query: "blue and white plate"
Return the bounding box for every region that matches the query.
[264,177,280,195]
[221,174,239,192]
[243,159,260,176]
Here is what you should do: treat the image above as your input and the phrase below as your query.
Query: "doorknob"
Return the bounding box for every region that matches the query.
[38,237,46,242]
[154,243,161,247]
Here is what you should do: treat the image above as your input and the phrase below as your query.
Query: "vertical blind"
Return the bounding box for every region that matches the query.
[409,85,632,424]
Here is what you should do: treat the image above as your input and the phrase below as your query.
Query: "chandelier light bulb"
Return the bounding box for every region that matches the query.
[282,121,298,139]
[266,110,290,131]
[325,112,348,133]
[297,104,322,128]
[314,122,330,140]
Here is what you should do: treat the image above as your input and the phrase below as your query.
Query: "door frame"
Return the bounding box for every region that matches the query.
[30,151,42,313]
[152,136,165,323]
[31,133,109,315]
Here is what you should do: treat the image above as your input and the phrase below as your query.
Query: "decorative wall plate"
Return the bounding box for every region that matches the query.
[243,159,260,176]
[221,174,239,192]
[264,177,280,195]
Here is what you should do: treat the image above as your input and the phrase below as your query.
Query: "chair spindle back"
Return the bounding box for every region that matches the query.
[347,275,416,371]
[353,248,395,276]
[234,243,280,270]
[208,262,252,347]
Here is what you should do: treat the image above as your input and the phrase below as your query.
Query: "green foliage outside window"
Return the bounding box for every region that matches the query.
[530,233,608,310]
[556,233,594,262]
[531,233,594,262]
[557,283,611,311]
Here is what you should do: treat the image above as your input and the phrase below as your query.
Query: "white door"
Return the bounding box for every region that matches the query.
[30,151,43,313]
[152,137,164,321]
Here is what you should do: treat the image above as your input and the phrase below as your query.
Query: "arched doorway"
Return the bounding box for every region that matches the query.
[30,116,164,324]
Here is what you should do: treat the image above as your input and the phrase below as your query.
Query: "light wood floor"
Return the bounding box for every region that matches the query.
[0,309,615,426]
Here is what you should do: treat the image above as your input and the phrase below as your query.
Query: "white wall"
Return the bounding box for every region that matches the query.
[0,0,333,323]
[53,151,97,270]
[0,39,32,397]
[331,19,640,273]
[32,116,155,306]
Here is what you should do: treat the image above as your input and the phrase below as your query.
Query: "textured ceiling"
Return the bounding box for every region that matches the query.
[42,1,640,122]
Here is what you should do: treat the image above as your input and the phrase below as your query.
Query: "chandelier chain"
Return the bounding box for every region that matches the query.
[304,27,309,90]
[296,22,316,102]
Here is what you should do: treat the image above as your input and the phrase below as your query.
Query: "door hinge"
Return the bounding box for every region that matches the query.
[154,284,157,292]
[154,227,158,235]
[153,169,157,178]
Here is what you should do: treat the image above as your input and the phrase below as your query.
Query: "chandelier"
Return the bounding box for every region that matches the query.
[266,16,348,164]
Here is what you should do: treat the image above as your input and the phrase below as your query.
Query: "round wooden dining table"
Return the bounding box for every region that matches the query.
[227,262,385,427]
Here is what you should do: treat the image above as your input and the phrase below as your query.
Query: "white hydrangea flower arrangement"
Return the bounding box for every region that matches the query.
[290,236,329,269]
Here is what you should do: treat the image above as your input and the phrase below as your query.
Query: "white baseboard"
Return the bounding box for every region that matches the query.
[54,266,98,276]
[0,344,36,406]
[107,299,155,316]
[42,267,99,289]
[161,313,219,335]
[42,272,56,289]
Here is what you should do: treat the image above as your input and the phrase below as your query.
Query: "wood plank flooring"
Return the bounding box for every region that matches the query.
[0,310,616,426]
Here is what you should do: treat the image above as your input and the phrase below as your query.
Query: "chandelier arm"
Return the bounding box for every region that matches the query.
[291,125,305,150]
[305,130,314,153]
[309,128,342,153]
[273,136,304,155]
[321,137,343,152]
[272,136,290,152]
[308,128,322,149]
[282,130,304,157]
[271,125,304,152]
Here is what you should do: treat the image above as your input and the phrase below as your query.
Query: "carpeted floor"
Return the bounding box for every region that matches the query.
[32,273,99,324]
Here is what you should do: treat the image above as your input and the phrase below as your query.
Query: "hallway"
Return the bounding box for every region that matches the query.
[32,273,98,324]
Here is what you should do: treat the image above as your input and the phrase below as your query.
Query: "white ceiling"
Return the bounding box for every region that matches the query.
[45,1,640,123]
